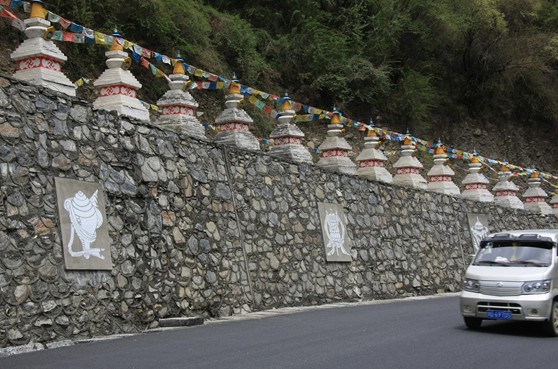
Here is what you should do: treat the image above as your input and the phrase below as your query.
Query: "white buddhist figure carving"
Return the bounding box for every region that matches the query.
[323,209,350,257]
[64,190,105,260]
[470,216,489,250]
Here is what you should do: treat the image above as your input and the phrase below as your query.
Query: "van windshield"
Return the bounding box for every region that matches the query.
[473,241,553,267]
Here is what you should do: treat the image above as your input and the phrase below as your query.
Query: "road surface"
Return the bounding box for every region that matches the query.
[1,294,556,369]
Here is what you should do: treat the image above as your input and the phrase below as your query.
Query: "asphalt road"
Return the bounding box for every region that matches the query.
[1,294,556,369]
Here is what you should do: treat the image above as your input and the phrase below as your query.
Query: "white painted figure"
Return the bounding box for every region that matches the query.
[64,190,105,260]
[470,216,489,250]
[323,209,350,257]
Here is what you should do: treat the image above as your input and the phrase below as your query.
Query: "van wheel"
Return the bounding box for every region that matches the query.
[464,317,482,329]
[543,300,558,337]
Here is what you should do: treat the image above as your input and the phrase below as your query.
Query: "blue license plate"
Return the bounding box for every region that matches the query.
[486,310,512,320]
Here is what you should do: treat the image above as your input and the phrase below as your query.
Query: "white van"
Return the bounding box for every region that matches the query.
[460,229,558,336]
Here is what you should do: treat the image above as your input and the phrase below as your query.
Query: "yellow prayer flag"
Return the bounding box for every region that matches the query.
[94,31,106,45]
[216,82,224,90]
[155,69,167,78]
[248,95,258,104]
[123,40,134,50]
[194,68,204,77]
[74,78,84,87]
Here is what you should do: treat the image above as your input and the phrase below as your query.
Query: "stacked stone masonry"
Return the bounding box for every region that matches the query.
[0,75,557,348]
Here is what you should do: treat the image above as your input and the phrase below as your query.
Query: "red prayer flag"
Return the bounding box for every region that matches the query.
[59,17,71,29]
[62,31,73,42]
[142,48,152,58]
[140,57,150,69]
[0,7,16,19]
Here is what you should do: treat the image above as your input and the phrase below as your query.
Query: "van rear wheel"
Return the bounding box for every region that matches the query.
[464,317,482,329]
[543,300,558,337]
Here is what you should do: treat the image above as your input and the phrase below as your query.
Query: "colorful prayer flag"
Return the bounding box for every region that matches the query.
[59,17,71,29]
[68,22,83,33]
[62,31,73,42]
[140,56,150,69]
[94,31,105,45]
[52,30,63,41]
[123,40,134,50]
[0,6,16,19]
[46,11,60,23]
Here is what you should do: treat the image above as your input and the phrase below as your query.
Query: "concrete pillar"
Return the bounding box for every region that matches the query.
[393,135,427,189]
[461,154,494,202]
[356,127,392,183]
[155,54,205,139]
[426,142,460,195]
[214,75,260,151]
[269,94,312,163]
[93,30,149,121]
[10,0,75,96]
[316,108,356,175]
[492,164,524,209]
[522,172,553,215]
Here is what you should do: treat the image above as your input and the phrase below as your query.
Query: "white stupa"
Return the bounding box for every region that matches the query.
[214,74,260,151]
[10,0,75,96]
[492,163,524,209]
[93,29,149,121]
[426,141,460,195]
[355,125,392,183]
[155,53,205,139]
[316,108,356,175]
[269,93,312,163]
[522,171,552,215]
[461,153,494,202]
[393,134,427,189]
[550,193,558,216]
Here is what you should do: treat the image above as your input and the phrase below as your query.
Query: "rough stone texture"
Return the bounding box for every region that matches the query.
[1,75,557,349]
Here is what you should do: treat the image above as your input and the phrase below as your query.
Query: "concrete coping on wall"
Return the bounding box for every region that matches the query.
[158,316,205,328]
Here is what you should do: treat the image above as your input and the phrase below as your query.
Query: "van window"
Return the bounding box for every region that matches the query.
[473,241,553,267]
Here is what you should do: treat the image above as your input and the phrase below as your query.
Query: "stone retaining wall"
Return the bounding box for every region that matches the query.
[1,75,557,348]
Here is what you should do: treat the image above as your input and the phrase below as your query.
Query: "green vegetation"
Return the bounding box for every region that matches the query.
[5,0,558,139]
